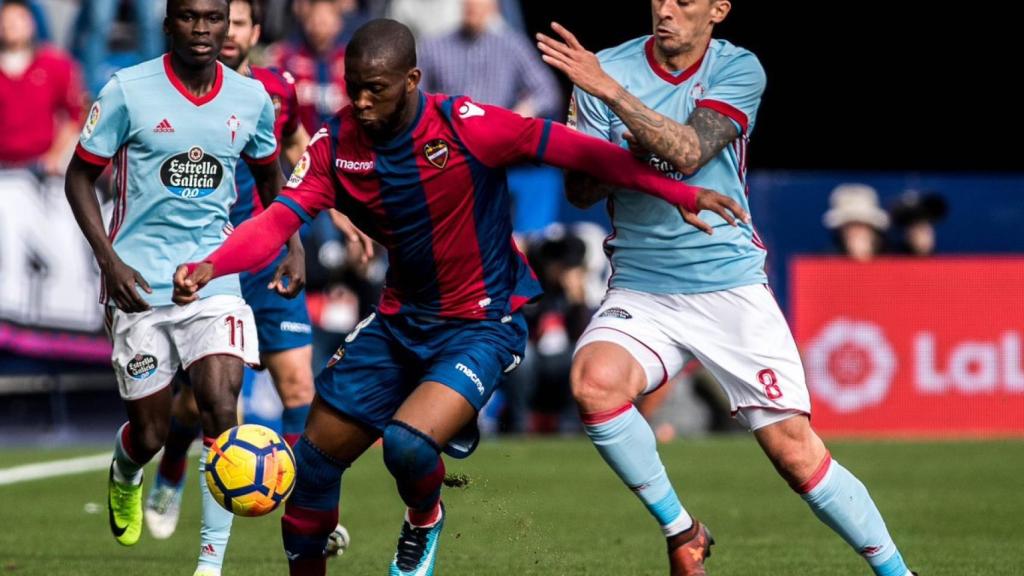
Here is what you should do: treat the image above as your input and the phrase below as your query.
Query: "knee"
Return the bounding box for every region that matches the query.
[291,436,347,504]
[763,429,827,487]
[381,422,441,479]
[571,358,632,413]
[275,369,314,408]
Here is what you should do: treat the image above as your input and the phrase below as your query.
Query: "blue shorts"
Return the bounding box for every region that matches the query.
[240,251,313,354]
[315,310,527,458]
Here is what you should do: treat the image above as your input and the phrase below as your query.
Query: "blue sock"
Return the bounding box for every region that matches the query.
[281,404,311,447]
[281,435,348,570]
[198,440,234,573]
[583,404,692,536]
[382,421,445,526]
[799,455,911,576]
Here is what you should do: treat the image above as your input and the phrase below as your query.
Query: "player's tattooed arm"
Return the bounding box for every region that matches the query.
[607,88,738,175]
[564,171,615,209]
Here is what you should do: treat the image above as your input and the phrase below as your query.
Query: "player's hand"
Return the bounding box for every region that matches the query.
[679,189,751,235]
[536,22,619,100]
[622,132,651,159]
[269,246,306,299]
[102,258,152,313]
[329,209,375,265]
[173,262,212,305]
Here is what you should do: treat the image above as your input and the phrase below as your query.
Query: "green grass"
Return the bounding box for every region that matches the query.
[2,437,1023,575]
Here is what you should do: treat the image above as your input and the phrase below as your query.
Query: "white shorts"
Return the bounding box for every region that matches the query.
[107,295,259,400]
[575,285,810,431]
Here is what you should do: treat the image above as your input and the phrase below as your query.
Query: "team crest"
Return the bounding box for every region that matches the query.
[227,114,241,144]
[326,346,345,368]
[423,139,449,169]
[567,94,578,130]
[287,151,311,188]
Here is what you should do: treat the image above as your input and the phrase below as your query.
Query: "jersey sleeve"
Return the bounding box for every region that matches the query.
[695,51,766,135]
[567,85,612,141]
[75,77,129,166]
[242,92,280,164]
[275,126,337,224]
[449,97,551,168]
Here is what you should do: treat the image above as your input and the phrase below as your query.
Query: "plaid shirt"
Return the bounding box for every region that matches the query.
[418,27,562,119]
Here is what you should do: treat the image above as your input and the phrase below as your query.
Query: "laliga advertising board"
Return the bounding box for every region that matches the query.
[791,257,1024,437]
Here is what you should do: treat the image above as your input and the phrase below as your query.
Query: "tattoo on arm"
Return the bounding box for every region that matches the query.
[565,170,615,209]
[605,86,738,174]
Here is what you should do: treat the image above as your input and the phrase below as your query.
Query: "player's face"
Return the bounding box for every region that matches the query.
[165,0,230,67]
[220,1,260,70]
[345,58,421,139]
[303,1,343,55]
[650,0,730,57]
[0,4,36,49]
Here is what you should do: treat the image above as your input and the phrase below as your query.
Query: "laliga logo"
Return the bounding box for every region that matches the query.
[805,319,896,413]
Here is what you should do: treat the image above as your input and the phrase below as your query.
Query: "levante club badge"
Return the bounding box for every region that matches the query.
[424,139,449,169]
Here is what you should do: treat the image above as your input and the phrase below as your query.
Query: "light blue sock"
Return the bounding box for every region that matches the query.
[197,443,234,573]
[800,456,911,576]
[112,422,143,484]
[583,404,692,536]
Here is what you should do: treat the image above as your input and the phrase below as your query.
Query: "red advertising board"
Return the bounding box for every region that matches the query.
[791,257,1024,437]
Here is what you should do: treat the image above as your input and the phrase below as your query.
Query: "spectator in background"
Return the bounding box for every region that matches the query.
[890,190,947,257]
[74,0,164,95]
[387,0,461,39]
[267,0,348,135]
[0,0,83,175]
[823,183,889,262]
[418,0,561,119]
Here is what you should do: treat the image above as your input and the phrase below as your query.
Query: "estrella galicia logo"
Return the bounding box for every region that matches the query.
[125,353,158,380]
[599,307,633,319]
[160,146,224,198]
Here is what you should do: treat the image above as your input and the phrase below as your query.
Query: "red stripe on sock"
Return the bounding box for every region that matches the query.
[284,433,301,447]
[202,436,217,447]
[408,500,441,527]
[405,458,445,521]
[282,504,339,535]
[794,451,833,494]
[119,423,141,463]
[580,403,634,426]
[288,557,326,576]
[158,454,188,485]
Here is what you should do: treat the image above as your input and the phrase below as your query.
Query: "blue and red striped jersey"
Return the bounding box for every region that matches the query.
[230,66,300,227]
[277,91,552,320]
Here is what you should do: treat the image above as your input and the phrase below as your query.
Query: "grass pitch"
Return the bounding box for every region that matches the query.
[2,437,1022,575]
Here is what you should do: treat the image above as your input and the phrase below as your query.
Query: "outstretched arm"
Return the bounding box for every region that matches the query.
[537,22,741,175]
[173,202,302,304]
[66,153,153,312]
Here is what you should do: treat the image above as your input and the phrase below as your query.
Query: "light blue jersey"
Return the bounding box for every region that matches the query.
[77,54,278,306]
[570,37,767,294]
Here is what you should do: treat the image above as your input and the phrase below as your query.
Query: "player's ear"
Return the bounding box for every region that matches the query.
[252,23,262,45]
[406,67,422,93]
[163,16,170,37]
[710,0,731,24]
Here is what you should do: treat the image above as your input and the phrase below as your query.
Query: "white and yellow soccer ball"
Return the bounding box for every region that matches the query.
[204,424,296,517]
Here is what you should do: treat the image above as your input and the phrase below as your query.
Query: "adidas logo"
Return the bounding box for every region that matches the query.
[153,118,175,133]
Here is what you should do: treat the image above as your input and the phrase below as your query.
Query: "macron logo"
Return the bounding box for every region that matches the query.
[456,362,485,395]
[457,102,485,119]
[335,158,375,172]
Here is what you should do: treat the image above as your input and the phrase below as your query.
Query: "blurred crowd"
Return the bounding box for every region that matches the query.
[0,0,955,440]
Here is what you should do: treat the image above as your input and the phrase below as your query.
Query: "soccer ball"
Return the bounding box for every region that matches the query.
[204,424,296,517]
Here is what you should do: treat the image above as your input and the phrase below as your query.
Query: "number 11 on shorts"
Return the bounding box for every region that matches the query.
[225,315,245,351]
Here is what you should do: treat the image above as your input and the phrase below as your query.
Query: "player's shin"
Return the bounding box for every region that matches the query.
[112,422,145,484]
[582,404,693,537]
[281,435,348,576]
[159,416,201,485]
[382,421,445,526]
[796,454,912,576]
[197,437,235,575]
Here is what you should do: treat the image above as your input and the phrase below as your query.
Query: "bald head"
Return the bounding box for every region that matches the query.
[346,18,416,72]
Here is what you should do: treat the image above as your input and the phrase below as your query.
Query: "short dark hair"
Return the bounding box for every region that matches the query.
[1,0,33,11]
[166,0,231,18]
[232,0,262,26]
[346,18,416,71]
